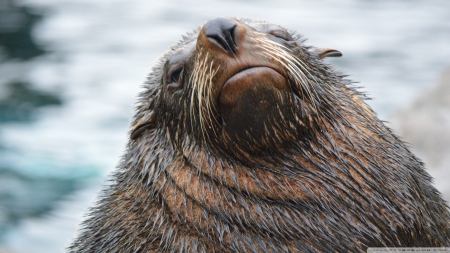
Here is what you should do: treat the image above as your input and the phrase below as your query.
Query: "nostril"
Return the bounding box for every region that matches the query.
[204,18,237,54]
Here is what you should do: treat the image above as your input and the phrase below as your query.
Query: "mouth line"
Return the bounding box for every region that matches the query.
[220,66,283,92]
[218,66,290,103]
[222,66,282,84]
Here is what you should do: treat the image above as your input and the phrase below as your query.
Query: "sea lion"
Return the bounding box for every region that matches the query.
[69,18,450,252]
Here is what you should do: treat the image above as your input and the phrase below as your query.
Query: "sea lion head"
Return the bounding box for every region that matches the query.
[131,17,344,162]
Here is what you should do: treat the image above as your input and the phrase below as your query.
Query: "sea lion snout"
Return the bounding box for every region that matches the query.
[193,18,299,148]
[197,18,291,97]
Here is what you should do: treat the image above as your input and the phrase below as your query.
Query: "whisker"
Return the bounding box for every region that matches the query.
[254,37,319,113]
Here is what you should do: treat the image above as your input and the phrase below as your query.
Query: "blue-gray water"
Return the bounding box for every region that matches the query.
[0,0,449,252]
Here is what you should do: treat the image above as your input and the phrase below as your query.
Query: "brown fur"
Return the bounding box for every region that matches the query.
[69,18,450,252]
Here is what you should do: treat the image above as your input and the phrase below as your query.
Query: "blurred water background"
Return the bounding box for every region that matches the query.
[0,0,449,252]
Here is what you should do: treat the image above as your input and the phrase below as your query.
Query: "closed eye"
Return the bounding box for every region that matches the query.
[268,30,293,41]
[167,64,184,89]
[169,65,183,83]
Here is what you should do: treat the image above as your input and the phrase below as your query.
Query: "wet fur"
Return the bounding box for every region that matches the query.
[69,19,450,252]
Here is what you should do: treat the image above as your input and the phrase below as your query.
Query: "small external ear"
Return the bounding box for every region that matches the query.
[131,110,156,140]
[314,48,343,59]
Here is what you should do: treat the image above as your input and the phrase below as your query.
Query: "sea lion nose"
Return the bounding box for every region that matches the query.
[204,18,237,54]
